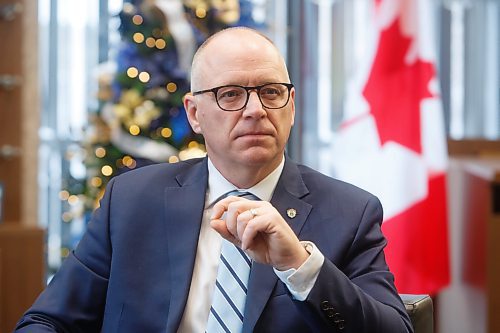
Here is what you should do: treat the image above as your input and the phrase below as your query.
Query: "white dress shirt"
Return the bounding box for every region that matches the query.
[177,157,324,332]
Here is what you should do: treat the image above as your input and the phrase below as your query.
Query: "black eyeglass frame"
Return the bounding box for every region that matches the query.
[191,82,294,112]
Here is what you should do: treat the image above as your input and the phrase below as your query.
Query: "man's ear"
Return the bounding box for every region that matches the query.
[183,93,202,134]
[290,87,295,126]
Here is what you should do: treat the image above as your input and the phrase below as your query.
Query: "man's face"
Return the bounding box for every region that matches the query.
[184,31,295,180]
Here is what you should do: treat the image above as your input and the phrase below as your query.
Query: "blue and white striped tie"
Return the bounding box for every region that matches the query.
[206,191,259,333]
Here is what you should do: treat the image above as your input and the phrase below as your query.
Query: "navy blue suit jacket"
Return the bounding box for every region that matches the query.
[16,157,413,332]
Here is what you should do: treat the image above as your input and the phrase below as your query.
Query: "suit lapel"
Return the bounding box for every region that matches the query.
[165,158,208,332]
[243,159,312,333]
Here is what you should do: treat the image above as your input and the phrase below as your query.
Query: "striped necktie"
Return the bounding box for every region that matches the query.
[206,190,260,333]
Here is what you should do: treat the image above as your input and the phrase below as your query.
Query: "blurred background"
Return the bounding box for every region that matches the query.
[0,0,498,332]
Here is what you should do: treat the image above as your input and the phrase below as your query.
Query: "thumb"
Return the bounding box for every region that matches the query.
[210,204,226,220]
[210,219,238,244]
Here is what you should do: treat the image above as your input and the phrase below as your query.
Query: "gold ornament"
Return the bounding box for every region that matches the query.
[120,89,143,109]
[179,146,207,160]
[113,104,131,120]
[211,0,240,24]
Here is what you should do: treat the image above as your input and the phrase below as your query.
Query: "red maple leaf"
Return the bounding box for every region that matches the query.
[363,17,436,154]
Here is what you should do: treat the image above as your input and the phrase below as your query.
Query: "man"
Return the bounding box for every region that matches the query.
[16,27,413,332]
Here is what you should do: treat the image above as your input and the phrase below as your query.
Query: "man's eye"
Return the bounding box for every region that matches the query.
[261,87,281,97]
[219,89,243,99]
[262,88,279,94]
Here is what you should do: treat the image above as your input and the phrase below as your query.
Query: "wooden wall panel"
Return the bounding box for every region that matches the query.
[0,0,39,225]
[441,140,500,333]
[0,224,45,333]
[461,161,500,333]
[21,0,40,227]
[0,1,43,331]
[488,182,500,333]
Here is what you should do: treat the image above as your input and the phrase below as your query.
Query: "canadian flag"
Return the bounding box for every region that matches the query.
[331,0,449,294]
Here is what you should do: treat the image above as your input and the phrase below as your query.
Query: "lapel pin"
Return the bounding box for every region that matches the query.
[287,208,297,219]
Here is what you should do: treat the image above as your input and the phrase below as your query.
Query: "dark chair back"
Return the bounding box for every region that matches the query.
[401,294,433,333]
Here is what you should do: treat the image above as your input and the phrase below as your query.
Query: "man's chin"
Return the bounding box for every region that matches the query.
[237,147,282,165]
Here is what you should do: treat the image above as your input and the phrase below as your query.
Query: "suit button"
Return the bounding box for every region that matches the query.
[320,300,331,311]
[326,308,335,318]
[332,313,342,322]
[337,319,346,330]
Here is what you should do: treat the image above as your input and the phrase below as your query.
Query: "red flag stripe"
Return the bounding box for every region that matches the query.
[382,174,450,294]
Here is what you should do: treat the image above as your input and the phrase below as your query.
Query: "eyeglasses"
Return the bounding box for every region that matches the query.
[192,82,294,112]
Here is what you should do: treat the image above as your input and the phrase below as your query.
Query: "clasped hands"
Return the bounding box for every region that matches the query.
[211,196,309,271]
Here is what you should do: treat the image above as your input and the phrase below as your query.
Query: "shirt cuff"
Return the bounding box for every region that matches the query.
[273,241,325,301]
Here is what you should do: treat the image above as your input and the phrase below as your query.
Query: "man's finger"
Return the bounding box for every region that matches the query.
[210,196,245,219]
[210,219,240,245]
[240,215,270,250]
[236,210,253,240]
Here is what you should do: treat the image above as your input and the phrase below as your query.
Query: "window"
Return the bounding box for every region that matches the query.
[286,0,499,171]
[38,0,123,275]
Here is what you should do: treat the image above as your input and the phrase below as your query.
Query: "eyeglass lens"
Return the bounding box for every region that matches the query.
[216,83,290,111]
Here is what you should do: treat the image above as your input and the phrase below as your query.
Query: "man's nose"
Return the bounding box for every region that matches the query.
[243,91,266,117]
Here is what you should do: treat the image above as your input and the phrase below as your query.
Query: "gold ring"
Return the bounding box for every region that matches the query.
[249,208,258,217]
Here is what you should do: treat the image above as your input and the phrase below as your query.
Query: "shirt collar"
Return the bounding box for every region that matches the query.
[206,156,285,207]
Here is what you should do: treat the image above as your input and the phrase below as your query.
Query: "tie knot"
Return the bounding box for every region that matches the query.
[226,190,261,201]
[215,190,261,204]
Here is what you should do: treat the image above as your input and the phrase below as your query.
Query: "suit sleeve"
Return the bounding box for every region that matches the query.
[14,178,117,332]
[293,196,414,333]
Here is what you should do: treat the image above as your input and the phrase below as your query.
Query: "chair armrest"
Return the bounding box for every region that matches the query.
[400,294,434,333]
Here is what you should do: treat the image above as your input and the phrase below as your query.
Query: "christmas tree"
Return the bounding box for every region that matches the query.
[58,0,262,262]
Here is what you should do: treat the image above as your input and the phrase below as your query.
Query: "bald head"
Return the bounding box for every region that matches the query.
[190,27,290,91]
